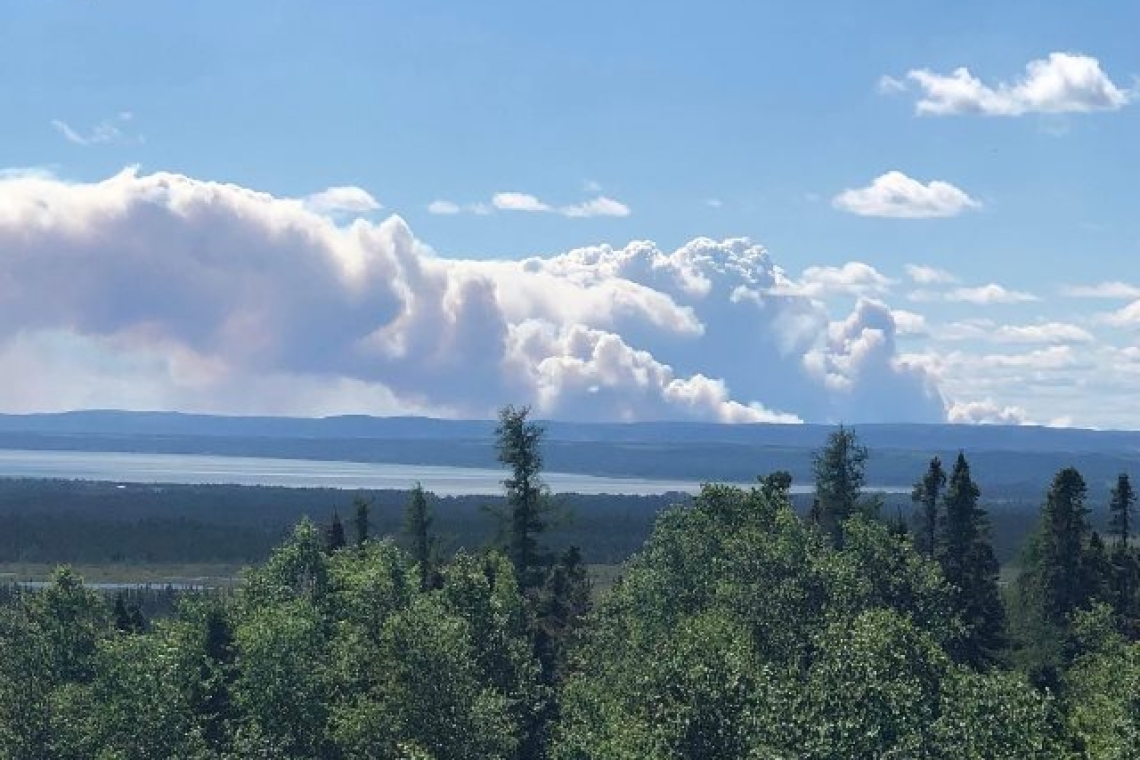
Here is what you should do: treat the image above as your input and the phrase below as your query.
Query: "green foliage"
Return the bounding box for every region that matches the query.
[554,483,964,758]
[405,482,435,591]
[1110,473,1136,547]
[938,453,1006,668]
[913,456,946,557]
[812,425,874,546]
[496,404,549,590]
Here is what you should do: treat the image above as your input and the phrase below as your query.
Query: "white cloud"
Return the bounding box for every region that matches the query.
[1063,281,1140,299]
[944,320,1093,344]
[833,171,980,219]
[435,191,631,219]
[877,75,908,94]
[492,191,551,213]
[912,284,1038,305]
[903,52,1131,116]
[51,112,136,146]
[0,169,943,423]
[560,196,631,218]
[773,262,894,299]
[891,309,928,336]
[427,200,462,215]
[946,399,1029,425]
[304,186,381,215]
[1100,300,1140,328]
[704,198,723,208]
[944,284,1038,304]
[905,264,958,285]
[993,322,1094,344]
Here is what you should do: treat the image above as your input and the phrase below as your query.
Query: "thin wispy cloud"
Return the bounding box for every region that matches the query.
[51,112,137,146]
[905,264,959,285]
[833,171,980,218]
[429,190,631,219]
[893,52,1131,116]
[910,283,1038,304]
[1062,281,1140,299]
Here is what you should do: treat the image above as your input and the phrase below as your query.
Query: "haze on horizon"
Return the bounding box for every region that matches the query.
[2,2,1138,429]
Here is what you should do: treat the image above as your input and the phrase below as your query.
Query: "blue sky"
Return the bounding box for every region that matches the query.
[1,1,1139,427]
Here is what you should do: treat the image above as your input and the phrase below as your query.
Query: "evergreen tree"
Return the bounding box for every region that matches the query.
[496,405,548,590]
[812,425,869,547]
[937,452,1005,668]
[325,511,346,553]
[1017,465,1095,676]
[405,482,435,591]
[1038,467,1093,628]
[1109,473,1135,547]
[1085,530,1111,604]
[112,592,133,634]
[198,604,236,754]
[353,497,370,547]
[911,456,946,557]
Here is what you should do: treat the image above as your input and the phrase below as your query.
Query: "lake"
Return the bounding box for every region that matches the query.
[0,448,909,496]
[0,448,721,496]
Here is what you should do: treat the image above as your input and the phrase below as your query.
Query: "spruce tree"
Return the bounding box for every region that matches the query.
[1037,467,1093,628]
[937,452,1005,668]
[405,482,434,591]
[112,592,133,634]
[911,457,946,557]
[325,511,346,553]
[812,425,869,547]
[496,405,548,590]
[1109,473,1135,548]
[353,497,370,548]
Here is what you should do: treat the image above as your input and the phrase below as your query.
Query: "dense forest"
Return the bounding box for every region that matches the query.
[3,408,1140,758]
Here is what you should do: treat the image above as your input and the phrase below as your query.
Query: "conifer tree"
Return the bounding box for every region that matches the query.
[353,497,370,548]
[812,425,869,547]
[1037,467,1093,628]
[1109,473,1135,548]
[911,457,946,557]
[405,482,435,591]
[938,452,1005,668]
[496,405,548,590]
[325,511,346,553]
[112,592,133,634]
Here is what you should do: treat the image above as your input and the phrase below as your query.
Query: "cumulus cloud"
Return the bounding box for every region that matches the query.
[901,52,1131,116]
[1063,281,1140,299]
[0,168,944,424]
[833,171,980,218]
[772,262,894,299]
[891,309,928,336]
[51,112,137,146]
[304,186,381,215]
[905,264,958,285]
[946,399,1029,425]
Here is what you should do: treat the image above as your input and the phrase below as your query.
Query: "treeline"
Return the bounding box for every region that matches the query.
[0,480,684,566]
[3,412,1140,757]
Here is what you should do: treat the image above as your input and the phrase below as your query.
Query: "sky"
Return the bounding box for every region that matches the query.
[1,1,1139,428]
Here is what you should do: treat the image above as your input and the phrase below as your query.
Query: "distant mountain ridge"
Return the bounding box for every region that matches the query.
[2,410,1139,450]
